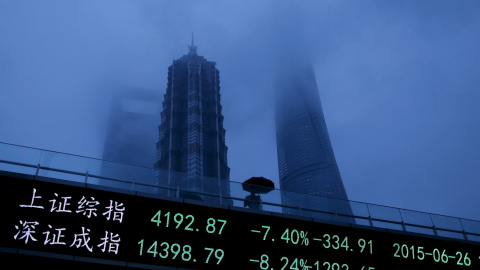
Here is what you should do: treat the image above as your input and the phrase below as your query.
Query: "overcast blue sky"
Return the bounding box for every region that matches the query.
[1,1,479,220]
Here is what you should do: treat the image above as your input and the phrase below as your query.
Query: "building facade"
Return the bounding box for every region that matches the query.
[100,88,161,190]
[102,88,162,167]
[154,39,230,202]
[275,62,353,221]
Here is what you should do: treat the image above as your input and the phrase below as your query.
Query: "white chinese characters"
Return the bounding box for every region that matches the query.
[76,196,100,218]
[19,188,126,222]
[103,200,125,223]
[13,187,126,255]
[14,220,39,244]
[43,224,67,245]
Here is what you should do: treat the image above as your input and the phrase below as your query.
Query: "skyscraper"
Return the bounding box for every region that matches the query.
[275,61,353,221]
[100,88,161,189]
[102,88,161,167]
[154,37,230,202]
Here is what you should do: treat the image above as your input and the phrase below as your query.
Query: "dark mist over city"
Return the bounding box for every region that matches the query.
[1,1,480,220]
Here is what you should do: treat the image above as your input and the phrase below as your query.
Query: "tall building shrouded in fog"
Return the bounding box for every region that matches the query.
[275,62,352,221]
[102,88,161,167]
[154,38,230,202]
[100,88,161,188]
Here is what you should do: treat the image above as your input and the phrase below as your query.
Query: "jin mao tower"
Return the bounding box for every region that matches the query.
[154,37,230,202]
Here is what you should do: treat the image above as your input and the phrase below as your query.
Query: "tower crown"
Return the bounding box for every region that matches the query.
[188,33,198,55]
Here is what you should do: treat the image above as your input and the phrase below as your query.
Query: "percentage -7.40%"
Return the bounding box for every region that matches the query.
[251,225,310,245]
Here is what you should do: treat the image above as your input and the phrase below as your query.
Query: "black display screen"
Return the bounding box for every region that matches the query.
[1,175,479,270]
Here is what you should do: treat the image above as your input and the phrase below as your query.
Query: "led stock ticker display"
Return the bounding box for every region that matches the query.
[1,175,479,270]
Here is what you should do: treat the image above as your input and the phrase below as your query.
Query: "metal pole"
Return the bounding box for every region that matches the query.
[366,204,373,227]
[429,214,438,236]
[459,219,468,241]
[85,171,89,185]
[399,210,406,231]
[35,164,40,178]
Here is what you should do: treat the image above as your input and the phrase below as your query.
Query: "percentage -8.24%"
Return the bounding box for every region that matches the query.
[250,254,355,270]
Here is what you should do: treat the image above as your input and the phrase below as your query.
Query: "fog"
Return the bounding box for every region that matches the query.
[1,1,479,220]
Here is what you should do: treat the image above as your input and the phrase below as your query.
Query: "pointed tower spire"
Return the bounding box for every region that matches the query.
[188,33,198,55]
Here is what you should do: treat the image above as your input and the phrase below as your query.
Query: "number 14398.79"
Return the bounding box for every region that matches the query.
[137,239,224,265]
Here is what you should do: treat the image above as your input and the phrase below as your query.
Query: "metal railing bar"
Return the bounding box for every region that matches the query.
[1,158,480,241]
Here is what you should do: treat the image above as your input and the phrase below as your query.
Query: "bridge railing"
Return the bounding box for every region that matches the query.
[1,141,479,242]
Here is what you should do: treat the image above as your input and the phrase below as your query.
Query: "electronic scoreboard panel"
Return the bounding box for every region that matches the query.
[1,174,479,270]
